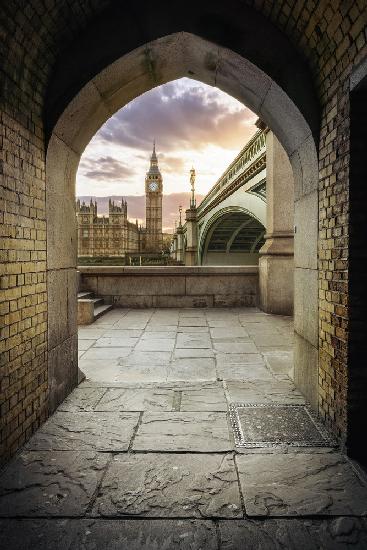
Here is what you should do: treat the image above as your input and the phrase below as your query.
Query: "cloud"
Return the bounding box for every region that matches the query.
[97,78,257,153]
[80,156,134,181]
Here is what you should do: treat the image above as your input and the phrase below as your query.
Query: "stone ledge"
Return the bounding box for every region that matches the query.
[78,266,259,275]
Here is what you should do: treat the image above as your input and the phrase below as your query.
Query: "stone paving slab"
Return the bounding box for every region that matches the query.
[0,451,108,517]
[2,517,367,549]
[79,359,121,383]
[174,348,215,358]
[133,412,232,451]
[58,387,107,412]
[77,328,108,339]
[180,387,227,412]
[78,340,95,351]
[214,342,258,354]
[219,518,367,550]
[118,351,172,366]
[101,329,143,338]
[135,339,175,352]
[94,337,139,348]
[82,348,131,359]
[145,324,178,331]
[217,363,273,381]
[141,331,177,339]
[236,453,367,516]
[167,358,216,382]
[114,320,148,329]
[95,387,174,411]
[179,318,208,327]
[176,333,212,349]
[252,334,294,347]
[225,379,305,404]
[216,353,265,365]
[92,453,241,518]
[210,327,249,339]
[208,319,241,327]
[177,325,210,333]
[116,365,169,383]
[263,350,294,375]
[0,519,218,550]
[25,411,140,451]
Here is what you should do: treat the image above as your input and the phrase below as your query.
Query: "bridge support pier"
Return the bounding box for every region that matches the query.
[185,207,198,266]
[176,227,184,263]
[259,132,294,315]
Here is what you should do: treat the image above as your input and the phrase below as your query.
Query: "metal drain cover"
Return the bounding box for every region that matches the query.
[229,403,334,448]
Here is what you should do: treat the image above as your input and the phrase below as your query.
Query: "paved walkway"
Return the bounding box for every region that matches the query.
[1,308,367,549]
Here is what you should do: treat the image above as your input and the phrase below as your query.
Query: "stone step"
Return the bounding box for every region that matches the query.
[78,297,104,307]
[94,303,113,320]
[78,292,112,325]
[78,291,93,299]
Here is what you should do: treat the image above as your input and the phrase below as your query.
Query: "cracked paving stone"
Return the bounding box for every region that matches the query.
[180,387,227,412]
[0,451,108,517]
[92,453,241,518]
[58,387,107,412]
[132,412,232,451]
[95,387,174,411]
[25,411,140,451]
[236,453,367,516]
[0,519,219,550]
[219,518,367,549]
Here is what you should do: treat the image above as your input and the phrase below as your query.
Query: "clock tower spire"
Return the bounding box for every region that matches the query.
[145,142,163,253]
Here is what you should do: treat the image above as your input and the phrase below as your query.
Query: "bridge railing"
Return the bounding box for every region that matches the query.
[197,129,266,214]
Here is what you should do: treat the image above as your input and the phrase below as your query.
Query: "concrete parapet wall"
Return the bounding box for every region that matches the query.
[78,266,259,308]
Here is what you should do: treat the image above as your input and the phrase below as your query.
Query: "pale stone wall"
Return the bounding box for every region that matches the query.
[79,266,259,308]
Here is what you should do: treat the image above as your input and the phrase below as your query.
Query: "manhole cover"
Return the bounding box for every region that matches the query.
[229,403,334,448]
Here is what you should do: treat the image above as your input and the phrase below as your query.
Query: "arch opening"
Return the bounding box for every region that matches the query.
[46,32,319,416]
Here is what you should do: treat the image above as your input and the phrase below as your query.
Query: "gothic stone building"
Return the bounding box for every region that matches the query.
[76,145,163,258]
[76,198,141,257]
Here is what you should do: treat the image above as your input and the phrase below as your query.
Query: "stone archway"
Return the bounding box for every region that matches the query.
[198,207,265,266]
[46,32,319,413]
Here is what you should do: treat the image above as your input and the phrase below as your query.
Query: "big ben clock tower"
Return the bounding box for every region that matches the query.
[145,142,163,252]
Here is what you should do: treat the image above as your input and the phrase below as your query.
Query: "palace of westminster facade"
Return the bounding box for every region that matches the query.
[76,144,164,257]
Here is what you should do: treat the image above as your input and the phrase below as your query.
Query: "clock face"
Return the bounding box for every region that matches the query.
[149,182,159,192]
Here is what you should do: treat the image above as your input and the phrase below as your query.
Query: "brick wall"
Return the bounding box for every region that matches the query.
[0,68,48,464]
[1,0,367,463]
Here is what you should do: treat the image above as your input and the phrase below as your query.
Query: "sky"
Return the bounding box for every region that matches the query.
[76,77,258,231]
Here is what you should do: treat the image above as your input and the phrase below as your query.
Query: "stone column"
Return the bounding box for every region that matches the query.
[172,234,178,261]
[185,207,198,266]
[176,227,184,263]
[259,131,294,315]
